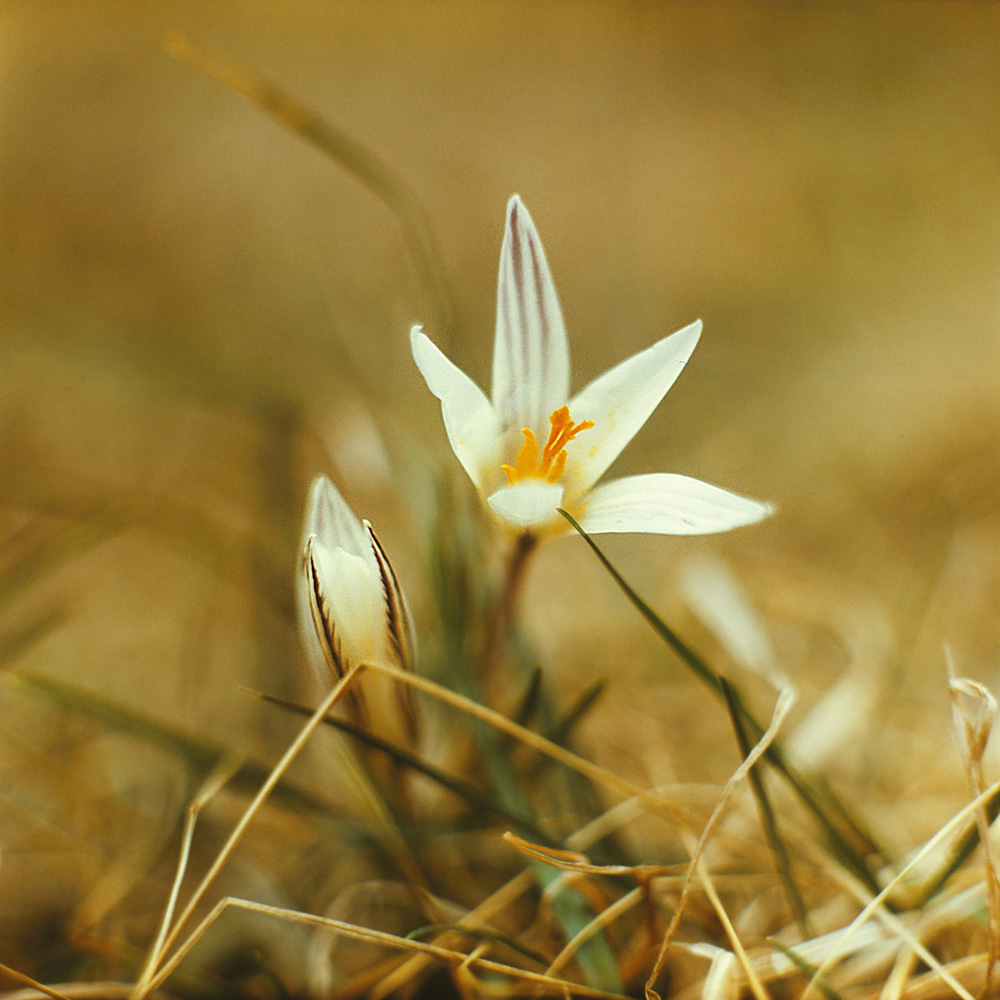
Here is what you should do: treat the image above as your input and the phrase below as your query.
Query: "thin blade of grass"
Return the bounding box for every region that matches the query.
[248,688,558,846]
[139,665,367,998]
[0,607,69,663]
[150,895,632,1000]
[406,925,549,967]
[162,33,456,341]
[0,964,73,1000]
[248,690,624,990]
[549,677,608,748]
[766,939,848,1000]
[916,790,1000,903]
[514,665,544,727]
[0,514,121,614]
[558,509,883,895]
[8,670,325,812]
[721,677,811,938]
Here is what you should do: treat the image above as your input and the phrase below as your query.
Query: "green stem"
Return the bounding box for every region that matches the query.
[722,678,811,937]
[559,509,884,896]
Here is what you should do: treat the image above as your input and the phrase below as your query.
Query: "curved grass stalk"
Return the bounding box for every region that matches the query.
[804,783,1000,1000]
[132,663,364,1000]
[558,508,885,895]
[643,687,794,999]
[162,33,457,342]
[146,896,632,1000]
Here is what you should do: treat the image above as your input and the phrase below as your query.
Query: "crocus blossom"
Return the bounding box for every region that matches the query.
[299,475,417,738]
[411,196,773,540]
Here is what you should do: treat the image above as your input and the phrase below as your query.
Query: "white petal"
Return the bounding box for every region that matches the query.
[487,480,565,530]
[411,326,500,488]
[492,196,570,438]
[302,475,367,557]
[310,537,382,662]
[578,473,773,535]
[365,520,420,740]
[365,520,416,672]
[565,321,702,495]
[298,479,372,684]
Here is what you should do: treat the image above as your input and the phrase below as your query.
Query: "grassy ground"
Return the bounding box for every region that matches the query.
[2,3,1000,997]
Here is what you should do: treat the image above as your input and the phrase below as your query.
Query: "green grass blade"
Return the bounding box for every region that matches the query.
[406,924,549,967]
[0,607,69,664]
[255,689,625,991]
[549,677,608,748]
[767,939,848,1000]
[558,509,884,895]
[250,688,558,846]
[914,787,1000,903]
[8,670,325,812]
[721,677,811,937]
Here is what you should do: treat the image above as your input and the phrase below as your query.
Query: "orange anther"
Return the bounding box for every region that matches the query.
[502,407,594,486]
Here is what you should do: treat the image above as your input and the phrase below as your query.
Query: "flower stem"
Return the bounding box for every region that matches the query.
[481,531,537,692]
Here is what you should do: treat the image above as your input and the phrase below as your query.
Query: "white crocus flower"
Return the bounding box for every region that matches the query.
[411,196,773,540]
[299,475,417,739]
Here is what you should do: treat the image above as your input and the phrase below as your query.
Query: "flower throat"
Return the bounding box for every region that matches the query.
[502,406,594,486]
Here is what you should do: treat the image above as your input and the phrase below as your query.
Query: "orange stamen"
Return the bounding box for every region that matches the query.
[502,406,594,485]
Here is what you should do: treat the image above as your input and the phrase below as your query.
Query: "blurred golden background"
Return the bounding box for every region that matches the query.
[2,0,1000,986]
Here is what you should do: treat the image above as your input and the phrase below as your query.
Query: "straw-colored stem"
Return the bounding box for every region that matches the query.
[134,755,242,994]
[148,896,631,1000]
[133,663,363,1000]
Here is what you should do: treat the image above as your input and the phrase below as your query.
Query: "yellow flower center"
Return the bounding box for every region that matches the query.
[502,406,595,486]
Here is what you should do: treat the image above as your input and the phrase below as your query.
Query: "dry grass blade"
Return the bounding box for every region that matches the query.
[365,870,539,1000]
[161,32,456,340]
[0,965,72,1000]
[559,508,884,894]
[0,985,172,1000]
[801,782,1000,1000]
[914,789,1000,905]
[133,755,243,999]
[7,670,325,810]
[503,832,667,879]
[359,660,701,831]
[644,686,794,1000]
[147,896,633,1000]
[405,925,550,967]
[946,656,999,1000]
[135,663,365,999]
[722,676,811,937]
[699,864,771,1000]
[766,940,847,1000]
[248,686,558,844]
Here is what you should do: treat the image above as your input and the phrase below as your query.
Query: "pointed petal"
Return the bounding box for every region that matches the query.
[487,480,564,530]
[565,321,702,495]
[411,326,499,489]
[365,522,416,672]
[366,521,420,742]
[301,537,374,727]
[297,477,369,692]
[308,537,382,661]
[492,195,570,437]
[302,475,367,557]
[578,473,773,535]
[298,536,331,684]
